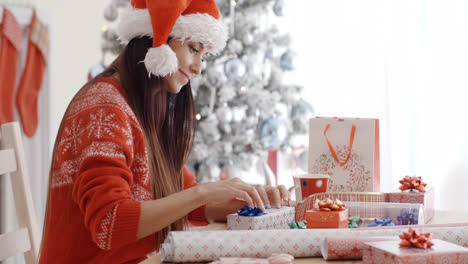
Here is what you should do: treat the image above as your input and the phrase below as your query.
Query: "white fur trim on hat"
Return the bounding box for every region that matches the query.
[117,7,228,54]
[144,45,178,77]
[116,7,153,43]
[171,13,228,55]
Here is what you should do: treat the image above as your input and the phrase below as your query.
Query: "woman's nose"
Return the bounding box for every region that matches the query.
[190,57,202,75]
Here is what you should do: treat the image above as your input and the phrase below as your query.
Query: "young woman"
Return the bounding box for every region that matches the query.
[39,1,289,263]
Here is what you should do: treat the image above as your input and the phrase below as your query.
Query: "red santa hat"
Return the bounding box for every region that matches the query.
[117,0,228,77]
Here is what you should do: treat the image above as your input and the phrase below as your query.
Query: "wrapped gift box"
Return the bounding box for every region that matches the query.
[227,206,295,230]
[362,239,468,264]
[345,202,424,226]
[388,186,434,223]
[305,208,349,229]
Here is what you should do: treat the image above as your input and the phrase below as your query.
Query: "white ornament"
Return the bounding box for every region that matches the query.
[224,58,246,81]
[112,0,130,8]
[104,5,118,22]
[216,106,233,123]
[242,33,254,45]
[232,106,247,122]
[227,39,243,54]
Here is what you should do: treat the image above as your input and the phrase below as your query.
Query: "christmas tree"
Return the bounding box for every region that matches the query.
[91,0,314,184]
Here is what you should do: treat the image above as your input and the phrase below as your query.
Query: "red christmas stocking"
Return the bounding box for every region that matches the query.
[0,8,23,125]
[16,10,49,137]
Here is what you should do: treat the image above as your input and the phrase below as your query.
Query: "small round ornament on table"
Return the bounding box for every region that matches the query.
[258,117,288,149]
[224,58,247,81]
[280,50,297,71]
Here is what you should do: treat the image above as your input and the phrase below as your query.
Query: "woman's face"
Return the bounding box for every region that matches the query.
[165,39,207,93]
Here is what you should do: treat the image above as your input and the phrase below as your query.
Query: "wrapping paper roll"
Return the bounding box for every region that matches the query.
[160,222,468,262]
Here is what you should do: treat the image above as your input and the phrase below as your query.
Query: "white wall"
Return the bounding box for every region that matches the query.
[37,0,108,139]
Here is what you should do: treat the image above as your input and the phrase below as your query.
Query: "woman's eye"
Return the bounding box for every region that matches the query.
[189,45,199,53]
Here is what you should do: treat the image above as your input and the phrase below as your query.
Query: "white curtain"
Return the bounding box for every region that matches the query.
[0,6,52,264]
[287,0,468,211]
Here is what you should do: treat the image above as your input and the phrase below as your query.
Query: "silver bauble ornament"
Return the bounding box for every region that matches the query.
[216,106,233,123]
[224,58,246,81]
[228,39,243,54]
[112,0,130,7]
[280,50,297,71]
[258,117,288,149]
[273,0,285,16]
[291,99,315,120]
[88,64,105,81]
[103,5,118,22]
[102,29,118,42]
[207,65,224,87]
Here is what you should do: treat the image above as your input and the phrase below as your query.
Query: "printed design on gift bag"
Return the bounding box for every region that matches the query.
[310,146,371,192]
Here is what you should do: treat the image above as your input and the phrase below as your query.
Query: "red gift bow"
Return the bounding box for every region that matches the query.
[399,227,434,249]
[313,198,345,211]
[399,176,427,192]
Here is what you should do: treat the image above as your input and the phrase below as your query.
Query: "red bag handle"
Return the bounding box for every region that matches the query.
[323,124,356,166]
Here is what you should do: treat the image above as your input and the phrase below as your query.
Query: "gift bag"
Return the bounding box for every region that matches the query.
[308,117,380,192]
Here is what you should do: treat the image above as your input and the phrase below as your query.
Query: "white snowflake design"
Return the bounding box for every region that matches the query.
[58,118,84,155]
[86,108,133,145]
[132,153,150,186]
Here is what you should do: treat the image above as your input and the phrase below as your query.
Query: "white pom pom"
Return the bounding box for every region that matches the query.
[144,45,178,77]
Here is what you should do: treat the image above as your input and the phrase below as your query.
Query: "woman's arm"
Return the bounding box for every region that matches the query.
[137,177,265,239]
[138,186,204,239]
[204,184,291,222]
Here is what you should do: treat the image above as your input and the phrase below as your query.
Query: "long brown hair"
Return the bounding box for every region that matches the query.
[41,36,196,251]
[105,36,197,242]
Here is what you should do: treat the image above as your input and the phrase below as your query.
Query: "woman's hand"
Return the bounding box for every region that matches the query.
[198,178,291,211]
[199,177,268,210]
[254,184,290,209]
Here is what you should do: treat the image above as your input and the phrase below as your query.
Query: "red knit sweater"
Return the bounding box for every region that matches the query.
[39,78,206,264]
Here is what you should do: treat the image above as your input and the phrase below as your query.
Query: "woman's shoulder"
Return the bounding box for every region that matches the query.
[66,78,136,122]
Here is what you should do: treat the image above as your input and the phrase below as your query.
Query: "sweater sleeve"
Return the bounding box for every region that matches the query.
[183,167,207,222]
[71,105,141,251]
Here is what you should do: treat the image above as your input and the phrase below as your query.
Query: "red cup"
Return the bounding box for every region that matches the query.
[293,174,330,201]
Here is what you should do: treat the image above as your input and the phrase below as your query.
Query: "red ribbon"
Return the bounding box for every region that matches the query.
[399,176,427,192]
[399,227,434,249]
[323,124,356,166]
[313,198,345,211]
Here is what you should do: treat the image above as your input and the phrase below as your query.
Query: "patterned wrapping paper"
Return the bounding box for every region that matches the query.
[362,239,468,264]
[296,192,389,221]
[227,207,295,230]
[160,222,468,262]
[388,186,435,223]
[321,236,398,260]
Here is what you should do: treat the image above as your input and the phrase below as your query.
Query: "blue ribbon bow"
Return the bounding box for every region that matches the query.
[397,208,417,225]
[368,218,395,227]
[237,205,267,217]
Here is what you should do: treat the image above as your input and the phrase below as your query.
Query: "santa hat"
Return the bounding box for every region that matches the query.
[117,0,228,77]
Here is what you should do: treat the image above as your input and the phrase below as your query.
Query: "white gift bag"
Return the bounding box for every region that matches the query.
[308,117,380,192]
